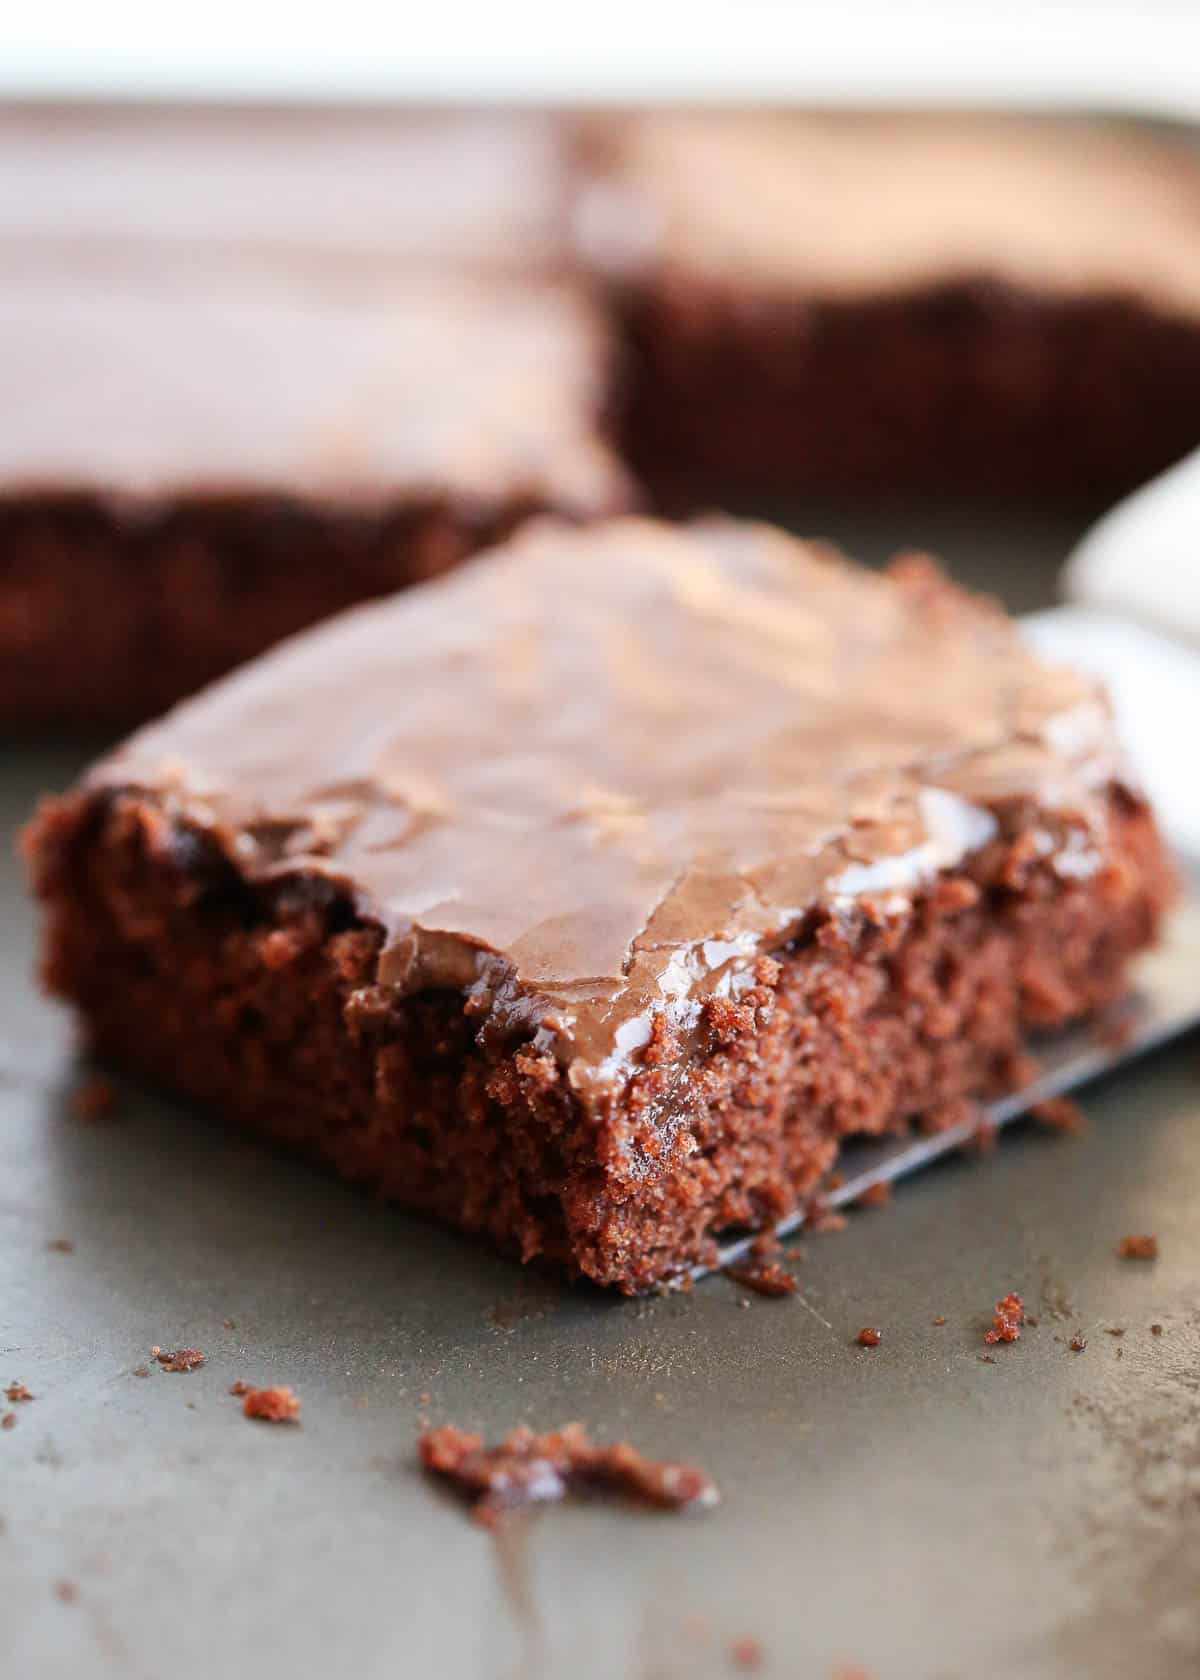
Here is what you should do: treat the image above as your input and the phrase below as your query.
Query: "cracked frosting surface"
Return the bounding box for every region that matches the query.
[88,518,1122,1082]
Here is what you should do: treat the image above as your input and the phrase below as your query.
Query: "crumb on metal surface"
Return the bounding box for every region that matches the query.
[728,1259,797,1298]
[1117,1234,1158,1260]
[419,1421,718,1527]
[71,1074,117,1121]
[242,1385,302,1423]
[1032,1096,1085,1133]
[984,1292,1025,1345]
[154,1347,206,1373]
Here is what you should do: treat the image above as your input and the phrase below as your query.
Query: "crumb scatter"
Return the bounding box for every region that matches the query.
[419,1421,718,1527]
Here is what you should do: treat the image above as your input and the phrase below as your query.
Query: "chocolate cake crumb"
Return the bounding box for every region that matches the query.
[857,1328,882,1348]
[932,1316,947,1327]
[154,1347,206,1373]
[1151,1323,1164,1336]
[728,1260,797,1298]
[984,1292,1025,1345]
[1097,1013,1136,1051]
[46,1237,74,1253]
[5,1382,33,1403]
[1105,1327,1126,1338]
[1117,1234,1158,1260]
[855,1181,891,1209]
[2,1412,15,1430]
[1032,1096,1085,1133]
[969,1116,999,1154]
[229,1380,251,1397]
[53,1580,78,1605]
[730,1635,765,1670]
[1069,1334,1087,1353]
[71,1074,117,1121]
[242,1385,302,1423]
[418,1422,719,1527]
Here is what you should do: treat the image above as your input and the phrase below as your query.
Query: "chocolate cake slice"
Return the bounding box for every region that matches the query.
[576,112,1200,505]
[26,518,1173,1291]
[0,271,630,728]
[0,106,630,729]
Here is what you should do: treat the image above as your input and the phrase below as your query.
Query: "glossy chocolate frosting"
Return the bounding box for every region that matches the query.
[578,113,1200,314]
[0,107,569,276]
[88,518,1122,1091]
[0,271,628,513]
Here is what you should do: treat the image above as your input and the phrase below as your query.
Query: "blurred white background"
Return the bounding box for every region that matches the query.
[4,0,1200,114]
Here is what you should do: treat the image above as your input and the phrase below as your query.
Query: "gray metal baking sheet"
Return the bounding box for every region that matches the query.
[4,518,1200,1680]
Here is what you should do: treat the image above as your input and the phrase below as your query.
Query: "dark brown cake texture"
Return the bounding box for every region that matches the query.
[576,111,1200,506]
[26,517,1174,1292]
